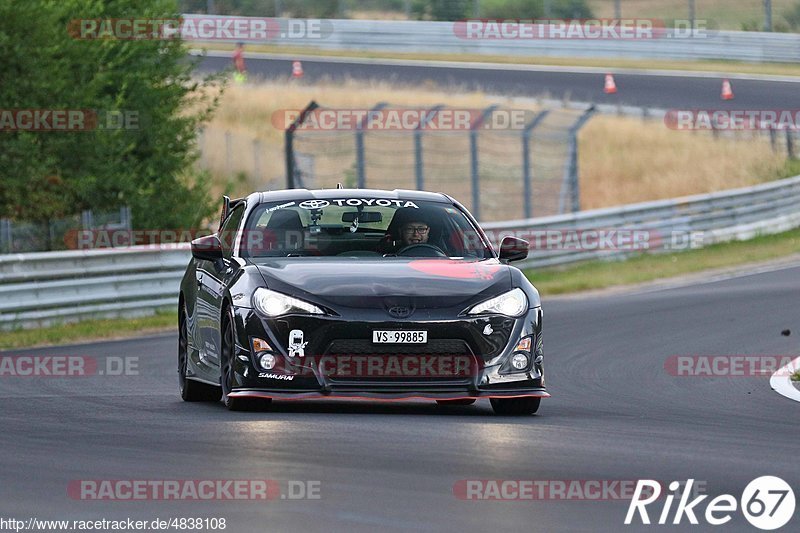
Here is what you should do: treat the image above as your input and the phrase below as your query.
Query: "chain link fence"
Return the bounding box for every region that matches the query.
[0,207,132,254]
[282,101,596,221]
[195,99,797,223]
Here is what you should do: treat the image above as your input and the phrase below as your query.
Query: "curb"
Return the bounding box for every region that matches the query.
[770,356,800,403]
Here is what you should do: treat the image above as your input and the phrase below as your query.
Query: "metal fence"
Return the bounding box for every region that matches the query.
[0,207,132,254]
[188,15,800,63]
[183,1,790,33]
[3,174,800,330]
[0,245,188,330]
[284,101,596,221]
[485,173,800,269]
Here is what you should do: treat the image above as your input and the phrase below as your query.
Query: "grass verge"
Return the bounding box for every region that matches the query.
[0,310,177,351]
[197,42,800,78]
[525,227,800,296]
[792,371,800,382]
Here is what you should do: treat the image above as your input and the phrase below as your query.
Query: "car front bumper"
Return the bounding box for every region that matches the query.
[228,305,548,401]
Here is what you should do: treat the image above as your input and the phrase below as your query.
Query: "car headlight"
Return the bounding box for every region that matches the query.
[253,288,323,317]
[467,288,528,318]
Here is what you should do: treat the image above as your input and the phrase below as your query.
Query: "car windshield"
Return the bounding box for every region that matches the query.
[239,198,493,260]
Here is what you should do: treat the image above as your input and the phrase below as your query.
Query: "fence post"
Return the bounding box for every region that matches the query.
[469,105,498,221]
[786,129,795,159]
[355,102,388,189]
[414,104,444,191]
[48,219,57,251]
[0,218,11,254]
[122,206,132,230]
[764,0,773,31]
[81,210,94,229]
[559,106,596,214]
[521,110,550,219]
[285,101,319,189]
[769,126,777,152]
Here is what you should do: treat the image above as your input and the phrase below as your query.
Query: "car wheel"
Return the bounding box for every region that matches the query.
[490,397,541,416]
[179,303,221,402]
[435,399,476,406]
[220,307,270,412]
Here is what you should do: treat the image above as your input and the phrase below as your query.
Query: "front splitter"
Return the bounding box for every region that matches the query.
[227,389,550,402]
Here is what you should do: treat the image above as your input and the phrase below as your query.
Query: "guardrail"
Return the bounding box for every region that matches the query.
[187,15,800,63]
[0,246,190,330]
[484,174,800,269]
[2,175,800,330]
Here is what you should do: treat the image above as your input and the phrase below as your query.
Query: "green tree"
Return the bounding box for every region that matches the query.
[783,1,800,30]
[0,0,223,231]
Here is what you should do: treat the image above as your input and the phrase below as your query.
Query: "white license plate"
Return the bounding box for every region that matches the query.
[372,330,428,344]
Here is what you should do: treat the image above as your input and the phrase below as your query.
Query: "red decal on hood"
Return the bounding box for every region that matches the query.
[408,260,502,280]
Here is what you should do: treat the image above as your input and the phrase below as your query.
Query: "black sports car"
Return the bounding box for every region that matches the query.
[178,188,548,415]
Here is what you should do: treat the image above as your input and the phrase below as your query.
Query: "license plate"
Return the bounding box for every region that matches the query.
[372,330,427,344]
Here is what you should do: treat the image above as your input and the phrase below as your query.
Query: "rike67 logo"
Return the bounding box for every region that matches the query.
[625,477,795,530]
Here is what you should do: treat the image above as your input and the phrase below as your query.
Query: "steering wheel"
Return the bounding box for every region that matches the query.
[396,243,447,257]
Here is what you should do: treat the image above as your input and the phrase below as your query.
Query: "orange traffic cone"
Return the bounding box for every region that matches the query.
[603,73,617,94]
[292,60,304,79]
[721,79,734,100]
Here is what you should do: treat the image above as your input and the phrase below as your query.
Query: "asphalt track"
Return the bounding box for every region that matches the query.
[2,263,798,532]
[197,54,800,110]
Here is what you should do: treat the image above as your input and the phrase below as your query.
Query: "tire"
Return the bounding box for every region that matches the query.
[220,306,271,412]
[435,399,476,406]
[179,303,221,402]
[490,397,541,416]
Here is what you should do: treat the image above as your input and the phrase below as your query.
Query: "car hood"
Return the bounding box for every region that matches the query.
[252,258,512,311]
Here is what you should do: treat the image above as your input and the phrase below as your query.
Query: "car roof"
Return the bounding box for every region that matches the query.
[257,188,452,204]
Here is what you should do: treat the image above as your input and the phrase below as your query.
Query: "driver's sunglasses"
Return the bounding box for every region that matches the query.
[403,226,430,235]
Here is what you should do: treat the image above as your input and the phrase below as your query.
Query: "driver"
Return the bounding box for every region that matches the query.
[379,206,443,255]
[400,219,430,247]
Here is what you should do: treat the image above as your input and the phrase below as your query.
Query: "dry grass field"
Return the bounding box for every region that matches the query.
[588,0,797,31]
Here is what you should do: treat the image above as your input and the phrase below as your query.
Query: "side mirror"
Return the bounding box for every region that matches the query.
[191,234,223,262]
[499,236,529,263]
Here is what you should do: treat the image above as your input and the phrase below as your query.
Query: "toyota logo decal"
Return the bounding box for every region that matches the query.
[299,200,330,209]
[388,306,413,319]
